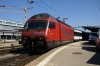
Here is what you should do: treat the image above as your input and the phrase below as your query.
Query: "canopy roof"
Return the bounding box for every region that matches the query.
[82,26,100,32]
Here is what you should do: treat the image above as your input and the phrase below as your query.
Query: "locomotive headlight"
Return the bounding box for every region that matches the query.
[39,38,42,40]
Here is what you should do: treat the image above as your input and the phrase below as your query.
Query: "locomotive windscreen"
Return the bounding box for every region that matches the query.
[24,20,48,30]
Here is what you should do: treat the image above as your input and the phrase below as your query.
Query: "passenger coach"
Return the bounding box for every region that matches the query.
[74,29,82,41]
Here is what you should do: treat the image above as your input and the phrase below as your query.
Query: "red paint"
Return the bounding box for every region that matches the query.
[22,13,74,44]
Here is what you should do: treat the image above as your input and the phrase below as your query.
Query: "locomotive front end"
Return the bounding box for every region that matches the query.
[21,20,48,50]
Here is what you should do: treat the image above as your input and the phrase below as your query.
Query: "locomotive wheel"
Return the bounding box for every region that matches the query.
[22,42,33,50]
[22,44,28,49]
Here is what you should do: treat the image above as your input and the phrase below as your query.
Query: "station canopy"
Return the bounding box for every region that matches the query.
[82,26,100,32]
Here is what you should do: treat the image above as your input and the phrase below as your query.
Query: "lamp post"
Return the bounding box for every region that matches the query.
[63,18,68,23]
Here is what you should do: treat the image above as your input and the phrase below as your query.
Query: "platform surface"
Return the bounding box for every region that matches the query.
[26,41,100,66]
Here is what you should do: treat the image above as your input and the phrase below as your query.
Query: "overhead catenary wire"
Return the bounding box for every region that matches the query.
[0,0,33,23]
[0,0,25,21]
[94,0,100,22]
[57,0,82,25]
[34,2,48,12]
[0,9,25,14]
[96,0,100,10]
[39,0,80,27]
[40,0,63,17]
[52,0,53,7]
[0,0,23,10]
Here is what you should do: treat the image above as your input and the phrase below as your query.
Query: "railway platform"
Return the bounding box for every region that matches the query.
[25,41,100,66]
[0,41,22,50]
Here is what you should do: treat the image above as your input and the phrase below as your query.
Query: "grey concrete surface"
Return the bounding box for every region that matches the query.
[26,41,100,66]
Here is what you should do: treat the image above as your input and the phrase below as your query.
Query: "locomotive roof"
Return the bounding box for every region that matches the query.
[30,13,57,21]
[56,19,72,28]
[30,13,72,28]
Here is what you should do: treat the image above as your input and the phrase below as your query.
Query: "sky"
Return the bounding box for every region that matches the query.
[0,0,100,29]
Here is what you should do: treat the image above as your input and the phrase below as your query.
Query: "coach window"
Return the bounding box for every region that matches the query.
[49,22,55,29]
[74,32,77,36]
[80,33,82,36]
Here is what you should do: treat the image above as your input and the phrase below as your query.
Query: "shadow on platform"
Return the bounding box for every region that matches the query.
[82,42,100,65]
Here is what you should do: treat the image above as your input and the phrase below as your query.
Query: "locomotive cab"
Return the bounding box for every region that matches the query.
[21,20,48,50]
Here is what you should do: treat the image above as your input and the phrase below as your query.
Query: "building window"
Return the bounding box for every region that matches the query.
[0,21,2,23]
[17,24,22,25]
[6,22,13,25]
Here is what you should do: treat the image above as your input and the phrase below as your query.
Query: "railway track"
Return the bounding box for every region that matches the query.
[0,48,43,66]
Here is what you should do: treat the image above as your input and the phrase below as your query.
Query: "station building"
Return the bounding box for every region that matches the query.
[0,19,24,41]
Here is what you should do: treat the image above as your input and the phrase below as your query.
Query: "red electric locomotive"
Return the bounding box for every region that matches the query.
[20,13,74,50]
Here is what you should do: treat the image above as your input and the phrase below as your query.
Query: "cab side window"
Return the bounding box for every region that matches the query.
[49,22,55,29]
